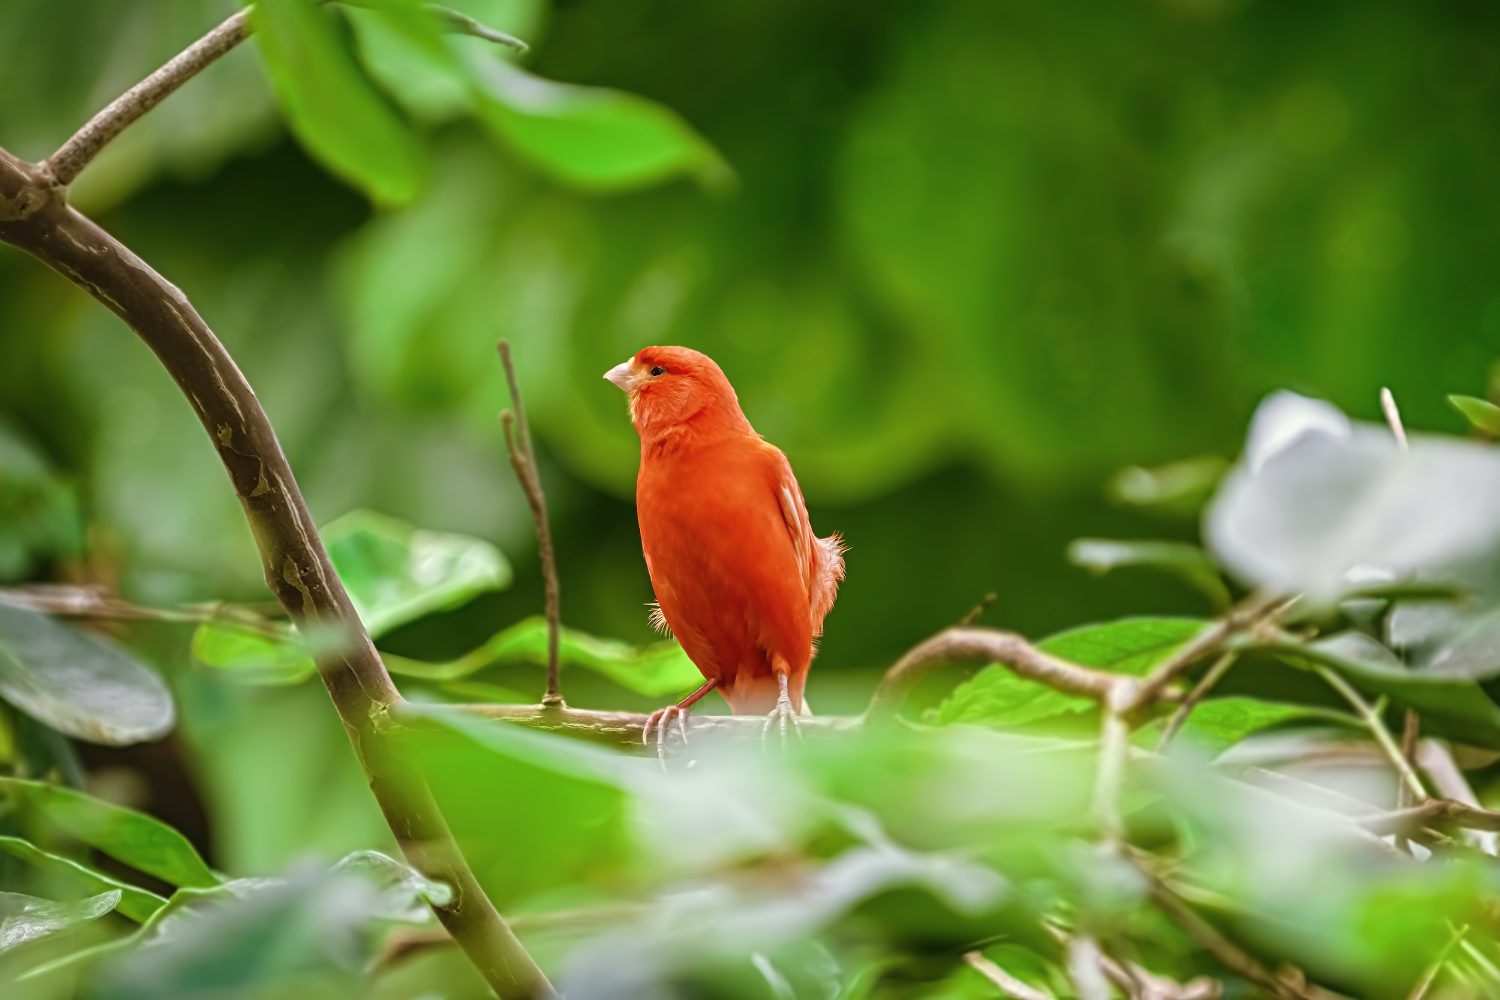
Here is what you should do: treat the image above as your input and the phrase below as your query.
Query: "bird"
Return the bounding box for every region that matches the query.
[604,346,844,754]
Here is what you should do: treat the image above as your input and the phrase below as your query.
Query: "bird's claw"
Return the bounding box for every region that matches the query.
[642,704,692,770]
[761,683,804,752]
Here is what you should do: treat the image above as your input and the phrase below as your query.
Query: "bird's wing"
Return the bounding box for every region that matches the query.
[761,442,846,634]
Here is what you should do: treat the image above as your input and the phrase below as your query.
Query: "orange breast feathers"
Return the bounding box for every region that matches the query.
[604,346,845,715]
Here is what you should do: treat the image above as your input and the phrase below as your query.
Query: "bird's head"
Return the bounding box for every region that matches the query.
[604,346,751,442]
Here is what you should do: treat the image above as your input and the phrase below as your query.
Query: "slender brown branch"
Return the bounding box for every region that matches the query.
[1155,652,1238,752]
[1315,667,1427,802]
[43,9,252,187]
[1417,740,1499,856]
[958,592,997,627]
[962,951,1051,1000]
[1126,593,1281,712]
[0,151,551,998]
[865,626,1119,721]
[498,341,562,707]
[0,584,283,633]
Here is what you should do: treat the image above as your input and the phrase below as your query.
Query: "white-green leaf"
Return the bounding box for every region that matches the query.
[1449,394,1500,436]
[0,890,120,955]
[0,600,174,745]
[1207,394,1500,602]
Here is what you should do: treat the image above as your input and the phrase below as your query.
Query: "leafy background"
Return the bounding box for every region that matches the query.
[3,0,1500,995]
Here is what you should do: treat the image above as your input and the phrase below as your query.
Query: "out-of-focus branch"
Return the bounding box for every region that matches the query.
[962,951,1051,1000]
[0,584,282,633]
[40,2,528,190]
[0,150,551,999]
[498,341,563,707]
[1155,653,1237,752]
[1358,798,1500,837]
[42,9,252,187]
[1315,667,1427,802]
[1125,593,1283,712]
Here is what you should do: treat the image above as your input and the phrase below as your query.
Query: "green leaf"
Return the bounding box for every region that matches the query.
[189,621,316,686]
[1067,538,1231,609]
[1449,394,1500,436]
[468,59,731,191]
[323,509,511,636]
[0,779,218,889]
[252,0,425,204]
[192,510,510,684]
[935,618,1206,728]
[1263,633,1500,748]
[459,616,702,697]
[0,890,119,955]
[399,703,632,906]
[1107,455,1228,514]
[0,836,166,923]
[0,600,174,745]
[0,421,83,581]
[1138,698,1350,755]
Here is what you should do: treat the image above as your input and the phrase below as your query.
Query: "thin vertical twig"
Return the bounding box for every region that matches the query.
[1381,386,1422,822]
[1156,652,1238,752]
[498,341,563,707]
[1316,667,1427,802]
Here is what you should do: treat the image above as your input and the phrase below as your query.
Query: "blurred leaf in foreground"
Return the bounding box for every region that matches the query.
[0,890,119,956]
[0,601,174,746]
[1449,394,1500,437]
[0,835,166,923]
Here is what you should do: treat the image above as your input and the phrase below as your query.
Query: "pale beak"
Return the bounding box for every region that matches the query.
[603,359,635,392]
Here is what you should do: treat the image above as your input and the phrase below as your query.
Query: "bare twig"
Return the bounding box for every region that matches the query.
[1065,936,1111,1000]
[445,701,858,751]
[958,592,998,626]
[0,151,551,998]
[1417,740,1499,856]
[1134,861,1336,1000]
[43,9,252,187]
[1315,667,1427,802]
[0,584,283,633]
[1155,653,1238,752]
[864,626,1119,721]
[1381,386,1422,823]
[1093,681,1137,843]
[963,951,1052,1000]
[498,341,563,707]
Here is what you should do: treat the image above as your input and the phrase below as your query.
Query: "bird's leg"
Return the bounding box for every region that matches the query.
[761,672,803,750]
[642,678,718,768]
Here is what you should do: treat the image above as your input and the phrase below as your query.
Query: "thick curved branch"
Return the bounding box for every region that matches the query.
[0,152,551,999]
[864,625,1120,721]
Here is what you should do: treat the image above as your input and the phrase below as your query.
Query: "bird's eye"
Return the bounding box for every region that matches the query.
[649,366,665,377]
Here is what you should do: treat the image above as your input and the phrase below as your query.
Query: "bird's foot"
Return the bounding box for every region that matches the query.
[642,703,692,769]
[761,674,803,751]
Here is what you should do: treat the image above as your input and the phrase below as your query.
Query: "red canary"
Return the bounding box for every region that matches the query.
[605,347,844,744]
